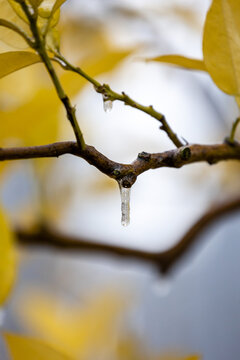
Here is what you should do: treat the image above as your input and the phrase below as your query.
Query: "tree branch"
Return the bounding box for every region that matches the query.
[17,0,85,150]
[53,53,184,148]
[16,196,240,274]
[0,141,240,186]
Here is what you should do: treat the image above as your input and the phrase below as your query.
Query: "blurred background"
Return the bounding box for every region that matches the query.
[0,0,240,359]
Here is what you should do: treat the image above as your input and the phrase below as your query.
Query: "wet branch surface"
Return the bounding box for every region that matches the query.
[16,196,240,274]
[0,141,240,186]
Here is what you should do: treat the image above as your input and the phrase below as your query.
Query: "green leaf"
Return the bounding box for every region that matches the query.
[203,0,240,95]
[4,333,71,360]
[0,209,16,305]
[0,51,41,79]
[146,55,206,71]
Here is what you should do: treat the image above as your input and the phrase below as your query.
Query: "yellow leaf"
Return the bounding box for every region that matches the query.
[7,0,29,24]
[39,0,66,46]
[38,0,63,19]
[0,87,60,146]
[18,291,126,359]
[0,209,16,305]
[29,0,44,8]
[146,55,206,72]
[0,0,30,49]
[0,51,40,79]
[46,27,60,52]
[0,45,131,147]
[52,0,67,14]
[235,96,240,109]
[4,333,71,360]
[62,48,132,97]
[203,0,240,95]
[38,0,56,18]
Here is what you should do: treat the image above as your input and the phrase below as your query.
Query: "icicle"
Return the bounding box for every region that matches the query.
[119,182,131,226]
[102,94,113,113]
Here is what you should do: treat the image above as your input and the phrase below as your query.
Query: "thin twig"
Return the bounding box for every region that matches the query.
[229,117,240,145]
[53,53,184,148]
[17,0,85,150]
[0,18,34,47]
[16,196,240,274]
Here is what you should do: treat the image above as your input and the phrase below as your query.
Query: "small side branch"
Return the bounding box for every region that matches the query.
[228,117,240,145]
[0,18,34,47]
[53,54,184,148]
[17,0,85,150]
[16,197,240,274]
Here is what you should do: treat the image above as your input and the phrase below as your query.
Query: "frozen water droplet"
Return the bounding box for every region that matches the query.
[103,100,113,113]
[102,94,113,113]
[153,277,171,297]
[119,182,131,226]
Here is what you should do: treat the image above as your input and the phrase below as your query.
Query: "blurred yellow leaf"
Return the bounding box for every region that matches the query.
[52,0,67,14]
[0,86,60,146]
[116,335,145,360]
[29,0,44,9]
[18,291,126,359]
[62,47,131,97]
[4,333,71,360]
[39,0,60,18]
[46,27,60,52]
[0,51,40,79]
[38,8,60,32]
[235,96,240,109]
[0,45,131,147]
[203,0,240,95]
[146,55,206,71]
[0,208,16,305]
[33,0,66,19]
[7,0,29,24]
[42,0,67,38]
[0,0,30,48]
[17,288,200,360]
[162,5,202,31]
[155,354,201,360]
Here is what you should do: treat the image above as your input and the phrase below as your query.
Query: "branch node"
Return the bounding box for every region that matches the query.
[224,136,238,147]
[180,147,191,161]
[138,151,151,161]
[112,169,121,178]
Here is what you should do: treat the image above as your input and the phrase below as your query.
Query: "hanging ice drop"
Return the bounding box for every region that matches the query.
[102,94,113,113]
[119,183,131,226]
